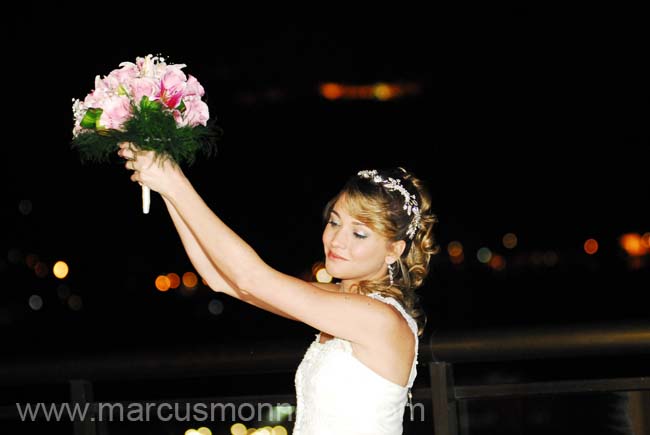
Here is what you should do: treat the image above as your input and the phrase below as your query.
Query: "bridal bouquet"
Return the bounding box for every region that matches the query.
[71,54,218,213]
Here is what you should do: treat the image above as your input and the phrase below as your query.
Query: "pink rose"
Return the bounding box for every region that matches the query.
[177,99,209,127]
[130,77,160,106]
[98,95,132,130]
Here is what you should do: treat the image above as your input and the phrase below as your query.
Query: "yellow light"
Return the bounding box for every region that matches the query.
[183,271,198,288]
[315,267,332,283]
[155,275,171,292]
[53,261,69,279]
[271,426,288,435]
[373,83,394,100]
[584,238,598,255]
[197,427,212,435]
[185,430,201,435]
[231,423,247,435]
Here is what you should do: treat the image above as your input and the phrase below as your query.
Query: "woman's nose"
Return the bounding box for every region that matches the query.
[330,229,346,248]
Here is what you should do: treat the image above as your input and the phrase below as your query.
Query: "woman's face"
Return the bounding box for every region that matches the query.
[322,199,393,283]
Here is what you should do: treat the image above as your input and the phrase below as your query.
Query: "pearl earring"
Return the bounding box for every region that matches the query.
[388,263,394,286]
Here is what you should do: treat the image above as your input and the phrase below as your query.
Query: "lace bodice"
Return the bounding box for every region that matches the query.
[293,293,419,434]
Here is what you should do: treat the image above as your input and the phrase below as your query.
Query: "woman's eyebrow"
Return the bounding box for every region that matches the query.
[331,209,368,227]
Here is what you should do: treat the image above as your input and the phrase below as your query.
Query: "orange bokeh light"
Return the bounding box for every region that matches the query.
[489,254,506,271]
[641,232,650,249]
[320,83,343,100]
[619,233,647,256]
[155,275,171,292]
[183,271,199,288]
[584,238,598,255]
[447,241,463,257]
[167,273,180,289]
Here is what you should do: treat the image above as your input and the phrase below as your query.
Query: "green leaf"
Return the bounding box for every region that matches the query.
[80,108,102,129]
[139,96,162,111]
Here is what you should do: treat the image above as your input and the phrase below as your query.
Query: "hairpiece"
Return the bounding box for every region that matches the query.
[357,169,421,239]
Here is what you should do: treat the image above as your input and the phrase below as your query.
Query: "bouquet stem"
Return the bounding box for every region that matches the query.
[142,185,150,214]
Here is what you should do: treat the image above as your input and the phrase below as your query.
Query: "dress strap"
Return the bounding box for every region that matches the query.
[366,292,419,388]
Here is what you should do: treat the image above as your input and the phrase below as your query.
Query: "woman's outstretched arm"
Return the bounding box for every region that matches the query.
[162,196,297,320]
[121,146,403,346]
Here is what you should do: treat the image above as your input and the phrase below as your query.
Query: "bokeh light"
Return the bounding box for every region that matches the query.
[155,275,171,292]
[183,271,198,288]
[68,295,83,311]
[167,273,181,289]
[208,299,224,316]
[584,238,598,255]
[18,200,32,215]
[477,247,492,264]
[447,241,463,258]
[620,233,647,256]
[320,83,343,100]
[231,423,247,435]
[315,267,332,283]
[34,262,49,278]
[502,233,518,249]
[29,295,43,311]
[489,254,506,271]
[53,261,69,279]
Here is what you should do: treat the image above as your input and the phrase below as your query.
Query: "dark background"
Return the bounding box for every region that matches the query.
[0,7,648,435]
[1,6,648,370]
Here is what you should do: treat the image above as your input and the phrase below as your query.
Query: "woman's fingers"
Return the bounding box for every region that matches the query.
[118,145,159,178]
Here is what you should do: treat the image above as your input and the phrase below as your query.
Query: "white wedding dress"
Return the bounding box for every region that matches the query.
[293,293,419,435]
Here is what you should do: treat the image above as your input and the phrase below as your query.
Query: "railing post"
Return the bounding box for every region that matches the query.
[70,379,96,435]
[430,361,458,435]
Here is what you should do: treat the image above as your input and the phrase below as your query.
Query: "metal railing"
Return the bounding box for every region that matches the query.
[428,320,650,434]
[1,320,649,434]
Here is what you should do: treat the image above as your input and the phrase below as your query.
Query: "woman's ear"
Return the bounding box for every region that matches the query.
[388,240,406,262]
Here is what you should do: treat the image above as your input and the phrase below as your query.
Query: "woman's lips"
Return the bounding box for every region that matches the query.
[327,252,347,261]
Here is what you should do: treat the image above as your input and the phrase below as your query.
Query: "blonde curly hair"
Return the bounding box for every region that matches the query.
[323,167,439,336]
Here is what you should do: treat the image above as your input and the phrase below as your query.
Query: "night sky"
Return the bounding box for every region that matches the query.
[2,9,648,360]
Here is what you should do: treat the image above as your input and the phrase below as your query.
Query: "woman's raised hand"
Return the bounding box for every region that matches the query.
[117,142,185,198]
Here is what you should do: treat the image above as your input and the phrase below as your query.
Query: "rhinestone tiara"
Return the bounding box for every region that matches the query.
[357,169,421,239]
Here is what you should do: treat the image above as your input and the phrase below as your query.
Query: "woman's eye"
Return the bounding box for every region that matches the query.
[354,233,367,239]
[328,220,339,226]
